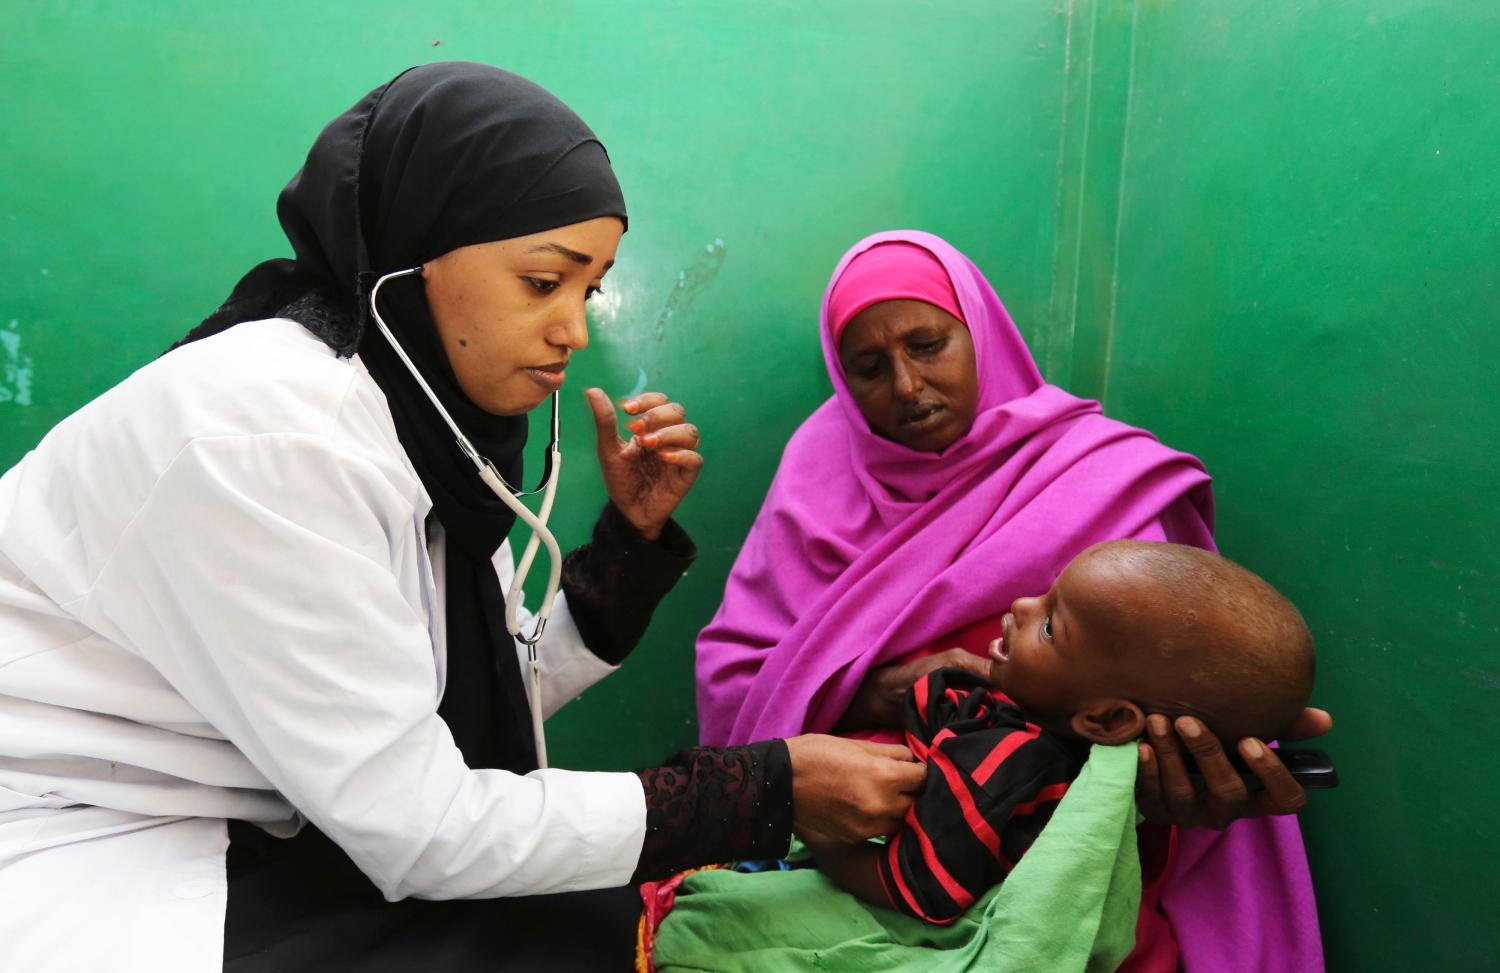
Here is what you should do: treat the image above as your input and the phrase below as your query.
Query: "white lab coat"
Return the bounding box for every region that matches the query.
[0,319,647,972]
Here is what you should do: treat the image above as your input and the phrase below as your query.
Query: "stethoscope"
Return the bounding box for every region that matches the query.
[370,266,558,768]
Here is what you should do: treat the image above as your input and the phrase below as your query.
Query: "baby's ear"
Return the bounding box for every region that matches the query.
[1070,698,1146,745]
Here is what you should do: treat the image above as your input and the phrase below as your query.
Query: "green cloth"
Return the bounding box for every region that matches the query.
[654,743,1141,973]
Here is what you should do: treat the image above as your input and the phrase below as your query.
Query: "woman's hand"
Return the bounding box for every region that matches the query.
[1136,708,1333,830]
[784,735,926,843]
[835,648,993,731]
[587,388,703,540]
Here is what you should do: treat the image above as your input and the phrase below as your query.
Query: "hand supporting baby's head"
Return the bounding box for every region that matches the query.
[989,541,1315,746]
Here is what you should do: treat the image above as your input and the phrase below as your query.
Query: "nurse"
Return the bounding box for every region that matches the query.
[0,63,922,972]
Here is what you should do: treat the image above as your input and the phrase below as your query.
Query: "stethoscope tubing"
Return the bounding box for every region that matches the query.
[370,266,558,767]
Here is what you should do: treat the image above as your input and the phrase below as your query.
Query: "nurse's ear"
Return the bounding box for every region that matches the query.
[1070,698,1146,745]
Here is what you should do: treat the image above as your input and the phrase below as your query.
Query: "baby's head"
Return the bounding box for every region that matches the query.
[988,541,1314,745]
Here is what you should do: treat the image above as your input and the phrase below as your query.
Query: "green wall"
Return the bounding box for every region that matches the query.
[3,2,1496,968]
[1047,4,1500,969]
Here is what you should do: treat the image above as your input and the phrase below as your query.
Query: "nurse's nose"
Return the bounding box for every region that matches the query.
[551,301,590,352]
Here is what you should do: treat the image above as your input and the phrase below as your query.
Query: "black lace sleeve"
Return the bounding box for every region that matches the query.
[561,503,696,665]
[631,739,794,883]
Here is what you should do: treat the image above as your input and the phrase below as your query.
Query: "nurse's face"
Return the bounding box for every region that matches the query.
[422,216,624,416]
[838,299,979,452]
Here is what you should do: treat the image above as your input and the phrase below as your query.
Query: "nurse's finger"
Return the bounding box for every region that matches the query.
[637,422,700,452]
[891,761,926,793]
[628,402,688,436]
[1175,716,1251,812]
[1146,714,1198,820]
[586,388,625,449]
[653,448,703,472]
[869,753,927,799]
[620,391,670,416]
[849,740,922,766]
[1241,739,1308,816]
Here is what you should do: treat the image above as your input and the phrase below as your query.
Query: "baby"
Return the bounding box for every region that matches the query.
[809,539,1316,924]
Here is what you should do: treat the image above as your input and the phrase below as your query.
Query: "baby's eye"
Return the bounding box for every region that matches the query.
[523,277,560,294]
[1041,615,1054,641]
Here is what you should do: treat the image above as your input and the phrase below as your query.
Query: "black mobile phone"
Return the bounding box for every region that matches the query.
[1182,746,1338,791]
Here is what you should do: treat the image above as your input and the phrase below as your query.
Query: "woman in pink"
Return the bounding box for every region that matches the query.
[696,230,1328,972]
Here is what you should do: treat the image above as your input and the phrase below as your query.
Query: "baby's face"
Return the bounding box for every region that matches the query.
[987,551,1135,726]
[988,541,1310,743]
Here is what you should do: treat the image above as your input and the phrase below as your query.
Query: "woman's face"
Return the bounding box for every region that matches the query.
[837,299,979,452]
[423,216,624,416]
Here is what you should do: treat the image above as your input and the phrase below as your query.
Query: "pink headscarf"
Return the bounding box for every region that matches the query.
[826,241,965,344]
[694,229,1323,971]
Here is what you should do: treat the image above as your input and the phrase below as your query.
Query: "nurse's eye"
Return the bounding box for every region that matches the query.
[911,337,947,356]
[585,284,604,301]
[849,357,887,381]
[523,277,560,294]
[1041,615,1054,642]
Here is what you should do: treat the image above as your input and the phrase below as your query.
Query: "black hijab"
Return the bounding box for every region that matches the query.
[174,62,626,774]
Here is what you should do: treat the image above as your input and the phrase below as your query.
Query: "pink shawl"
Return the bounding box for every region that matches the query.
[694,230,1322,971]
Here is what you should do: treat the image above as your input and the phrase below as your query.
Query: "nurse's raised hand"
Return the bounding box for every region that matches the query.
[587,387,703,541]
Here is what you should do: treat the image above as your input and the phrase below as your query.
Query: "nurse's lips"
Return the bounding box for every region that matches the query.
[524,361,568,391]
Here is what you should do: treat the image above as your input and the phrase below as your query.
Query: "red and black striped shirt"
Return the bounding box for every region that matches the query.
[877,667,1088,924]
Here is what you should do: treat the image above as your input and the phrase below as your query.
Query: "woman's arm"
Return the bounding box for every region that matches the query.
[493,387,699,713]
[556,501,695,666]
[834,648,993,732]
[492,508,695,720]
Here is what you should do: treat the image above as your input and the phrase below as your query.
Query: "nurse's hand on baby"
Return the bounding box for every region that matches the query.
[835,648,994,732]
[1136,707,1333,830]
[785,735,927,843]
[587,388,703,541]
